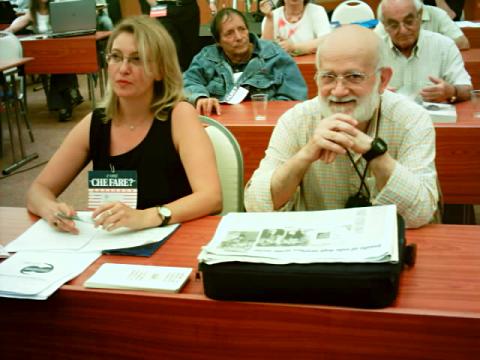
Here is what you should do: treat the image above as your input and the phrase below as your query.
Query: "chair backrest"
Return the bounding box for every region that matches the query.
[0,31,23,61]
[0,31,24,98]
[200,116,244,215]
[331,0,375,25]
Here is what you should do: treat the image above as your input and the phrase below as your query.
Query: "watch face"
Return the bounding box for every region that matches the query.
[375,138,387,153]
[159,206,171,218]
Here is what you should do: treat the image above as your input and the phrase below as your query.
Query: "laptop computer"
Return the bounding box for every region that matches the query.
[48,0,96,38]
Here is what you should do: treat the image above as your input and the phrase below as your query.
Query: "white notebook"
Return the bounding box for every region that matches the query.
[84,263,192,293]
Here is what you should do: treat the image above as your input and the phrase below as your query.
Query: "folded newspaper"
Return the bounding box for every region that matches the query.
[198,205,399,265]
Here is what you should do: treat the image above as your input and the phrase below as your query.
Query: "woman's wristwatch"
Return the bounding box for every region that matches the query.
[156,206,172,227]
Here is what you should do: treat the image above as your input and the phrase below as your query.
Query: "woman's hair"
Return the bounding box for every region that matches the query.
[277,0,310,7]
[102,15,184,121]
[29,0,51,29]
[210,8,249,42]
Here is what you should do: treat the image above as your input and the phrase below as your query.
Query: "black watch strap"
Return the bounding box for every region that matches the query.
[363,137,388,162]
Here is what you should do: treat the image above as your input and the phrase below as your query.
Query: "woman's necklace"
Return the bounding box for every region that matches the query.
[285,7,304,23]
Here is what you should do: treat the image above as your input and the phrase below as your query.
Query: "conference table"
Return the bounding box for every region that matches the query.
[19,31,111,108]
[210,100,480,205]
[0,207,479,359]
[462,25,480,48]
[295,49,480,99]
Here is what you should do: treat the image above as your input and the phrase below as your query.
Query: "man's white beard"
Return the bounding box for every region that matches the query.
[318,79,381,122]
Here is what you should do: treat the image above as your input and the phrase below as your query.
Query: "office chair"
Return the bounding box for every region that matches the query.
[331,0,375,25]
[0,31,35,143]
[200,115,244,214]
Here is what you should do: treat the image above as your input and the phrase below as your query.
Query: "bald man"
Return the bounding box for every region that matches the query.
[244,25,439,228]
[377,0,471,103]
[375,1,470,49]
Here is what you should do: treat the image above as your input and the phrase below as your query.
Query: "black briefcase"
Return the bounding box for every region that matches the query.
[199,216,415,309]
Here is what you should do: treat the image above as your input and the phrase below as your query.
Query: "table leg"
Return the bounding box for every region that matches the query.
[88,74,96,109]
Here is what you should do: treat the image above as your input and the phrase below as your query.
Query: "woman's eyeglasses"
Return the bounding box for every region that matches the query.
[106,52,143,67]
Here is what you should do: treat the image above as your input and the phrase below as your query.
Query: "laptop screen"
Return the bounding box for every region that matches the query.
[49,0,96,35]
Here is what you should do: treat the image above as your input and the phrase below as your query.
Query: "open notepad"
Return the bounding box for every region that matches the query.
[84,263,192,293]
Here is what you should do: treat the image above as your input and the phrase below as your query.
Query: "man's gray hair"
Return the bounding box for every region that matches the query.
[377,0,423,22]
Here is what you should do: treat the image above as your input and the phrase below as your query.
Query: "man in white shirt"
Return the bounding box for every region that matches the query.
[376,1,470,49]
[377,0,472,103]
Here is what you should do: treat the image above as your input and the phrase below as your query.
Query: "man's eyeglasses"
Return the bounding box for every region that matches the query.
[315,69,380,87]
[106,52,143,67]
[383,11,420,32]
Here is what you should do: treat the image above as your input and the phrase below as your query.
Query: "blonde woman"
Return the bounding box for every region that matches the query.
[26,15,222,234]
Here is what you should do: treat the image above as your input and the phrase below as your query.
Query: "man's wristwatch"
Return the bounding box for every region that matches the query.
[156,206,172,227]
[363,137,388,162]
[448,86,457,103]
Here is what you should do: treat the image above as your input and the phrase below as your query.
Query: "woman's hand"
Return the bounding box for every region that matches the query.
[277,39,297,55]
[259,0,274,18]
[44,201,78,234]
[92,202,149,231]
[209,1,217,15]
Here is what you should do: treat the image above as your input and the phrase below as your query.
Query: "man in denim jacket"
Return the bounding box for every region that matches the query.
[183,8,308,116]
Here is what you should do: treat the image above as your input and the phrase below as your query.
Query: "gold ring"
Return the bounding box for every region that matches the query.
[107,209,113,216]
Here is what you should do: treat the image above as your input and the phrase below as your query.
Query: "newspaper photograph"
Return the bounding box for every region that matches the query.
[199,205,399,265]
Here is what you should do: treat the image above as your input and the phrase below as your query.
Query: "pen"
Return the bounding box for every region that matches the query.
[55,212,94,224]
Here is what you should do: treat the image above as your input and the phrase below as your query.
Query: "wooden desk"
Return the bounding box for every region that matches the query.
[1,207,479,359]
[296,50,480,99]
[462,48,480,90]
[211,100,480,204]
[462,25,480,48]
[19,31,111,107]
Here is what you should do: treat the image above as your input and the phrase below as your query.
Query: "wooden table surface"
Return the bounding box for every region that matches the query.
[1,207,479,359]
[296,49,480,99]
[19,31,110,74]
[462,25,480,48]
[0,57,34,72]
[211,100,480,204]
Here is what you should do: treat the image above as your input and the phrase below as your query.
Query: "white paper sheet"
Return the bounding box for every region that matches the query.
[0,251,100,300]
[6,211,180,252]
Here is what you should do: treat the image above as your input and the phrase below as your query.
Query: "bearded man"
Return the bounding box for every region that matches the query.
[244,25,439,229]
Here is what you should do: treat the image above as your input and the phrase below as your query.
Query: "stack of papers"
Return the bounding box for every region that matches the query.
[423,101,457,123]
[6,211,180,253]
[198,205,399,265]
[0,251,100,300]
[1,211,180,300]
[84,263,192,293]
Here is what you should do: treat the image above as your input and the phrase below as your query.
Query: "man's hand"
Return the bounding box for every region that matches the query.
[420,76,454,103]
[302,113,359,164]
[196,97,222,116]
